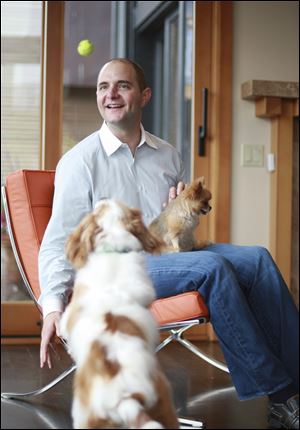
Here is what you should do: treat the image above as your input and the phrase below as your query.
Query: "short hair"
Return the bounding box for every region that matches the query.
[101,58,148,92]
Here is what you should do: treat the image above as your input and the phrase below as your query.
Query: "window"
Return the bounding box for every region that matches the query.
[1,1,42,303]
[1,1,42,183]
[62,1,113,155]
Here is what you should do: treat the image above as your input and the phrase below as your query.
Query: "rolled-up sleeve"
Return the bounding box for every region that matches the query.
[38,155,93,317]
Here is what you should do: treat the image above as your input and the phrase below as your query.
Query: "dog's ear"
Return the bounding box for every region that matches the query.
[185,176,205,200]
[195,176,206,190]
[199,176,205,186]
[126,208,166,254]
[65,213,101,269]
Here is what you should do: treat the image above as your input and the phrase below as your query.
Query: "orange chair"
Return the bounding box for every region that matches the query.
[1,170,228,427]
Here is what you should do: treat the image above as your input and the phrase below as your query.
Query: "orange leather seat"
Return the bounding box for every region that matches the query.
[150,291,208,325]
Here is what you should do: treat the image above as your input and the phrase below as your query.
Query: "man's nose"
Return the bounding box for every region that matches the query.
[106,85,118,98]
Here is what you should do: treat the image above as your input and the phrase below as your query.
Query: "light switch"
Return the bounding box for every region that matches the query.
[241,144,264,167]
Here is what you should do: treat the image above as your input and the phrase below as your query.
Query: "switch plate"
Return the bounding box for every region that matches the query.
[241,144,264,167]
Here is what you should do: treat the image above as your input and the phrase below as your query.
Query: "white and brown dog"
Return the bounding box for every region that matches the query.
[60,199,179,429]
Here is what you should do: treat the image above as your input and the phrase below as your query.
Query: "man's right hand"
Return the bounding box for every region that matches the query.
[40,311,62,369]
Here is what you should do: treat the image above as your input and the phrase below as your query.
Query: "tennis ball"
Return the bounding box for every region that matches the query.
[77,39,94,57]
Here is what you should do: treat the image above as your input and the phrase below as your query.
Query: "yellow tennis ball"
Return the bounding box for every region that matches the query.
[77,39,94,57]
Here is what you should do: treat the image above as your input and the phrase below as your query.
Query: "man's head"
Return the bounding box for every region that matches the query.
[96,59,151,130]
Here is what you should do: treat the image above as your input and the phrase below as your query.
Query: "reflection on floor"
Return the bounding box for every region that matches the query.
[1,341,269,429]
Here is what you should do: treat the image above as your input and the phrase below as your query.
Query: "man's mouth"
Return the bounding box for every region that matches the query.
[106,104,124,109]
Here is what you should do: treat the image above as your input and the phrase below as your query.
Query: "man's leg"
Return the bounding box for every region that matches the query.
[145,246,298,400]
[204,244,299,392]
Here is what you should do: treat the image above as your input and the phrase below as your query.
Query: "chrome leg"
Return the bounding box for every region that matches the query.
[159,324,229,373]
[176,335,229,373]
[179,417,205,428]
[156,333,175,352]
[1,364,76,400]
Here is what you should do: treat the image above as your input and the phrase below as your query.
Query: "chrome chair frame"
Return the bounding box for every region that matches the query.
[1,182,228,428]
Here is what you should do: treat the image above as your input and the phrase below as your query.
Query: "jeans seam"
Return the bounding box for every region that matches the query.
[248,292,280,354]
[213,292,270,395]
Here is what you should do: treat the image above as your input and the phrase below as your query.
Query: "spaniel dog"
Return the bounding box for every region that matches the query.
[60,199,179,429]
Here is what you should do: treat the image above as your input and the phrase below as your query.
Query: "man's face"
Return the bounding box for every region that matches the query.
[96,61,150,128]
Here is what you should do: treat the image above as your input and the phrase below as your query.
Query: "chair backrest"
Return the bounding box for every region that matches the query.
[3,170,55,303]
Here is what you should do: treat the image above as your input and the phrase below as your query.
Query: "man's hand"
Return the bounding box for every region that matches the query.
[40,311,62,369]
[167,181,185,203]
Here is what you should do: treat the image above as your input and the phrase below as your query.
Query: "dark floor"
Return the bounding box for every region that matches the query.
[1,340,269,429]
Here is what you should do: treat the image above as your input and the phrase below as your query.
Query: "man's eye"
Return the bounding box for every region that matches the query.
[119,83,130,89]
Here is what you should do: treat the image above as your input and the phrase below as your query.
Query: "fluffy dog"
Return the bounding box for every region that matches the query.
[60,199,179,429]
[149,177,212,252]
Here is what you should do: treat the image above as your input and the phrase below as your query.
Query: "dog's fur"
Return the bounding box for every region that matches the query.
[149,177,212,252]
[60,200,179,429]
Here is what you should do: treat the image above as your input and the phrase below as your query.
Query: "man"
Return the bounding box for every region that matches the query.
[39,58,299,429]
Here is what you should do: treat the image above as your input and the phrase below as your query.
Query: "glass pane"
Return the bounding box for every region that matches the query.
[1,1,42,302]
[164,2,193,182]
[166,14,179,152]
[62,1,113,155]
[1,1,42,182]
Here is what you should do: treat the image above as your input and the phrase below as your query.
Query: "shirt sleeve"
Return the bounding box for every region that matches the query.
[177,154,185,183]
[38,154,93,318]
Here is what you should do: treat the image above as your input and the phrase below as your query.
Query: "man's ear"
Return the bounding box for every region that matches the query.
[141,87,152,108]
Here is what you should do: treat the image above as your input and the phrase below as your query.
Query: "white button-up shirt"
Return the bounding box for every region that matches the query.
[38,122,184,317]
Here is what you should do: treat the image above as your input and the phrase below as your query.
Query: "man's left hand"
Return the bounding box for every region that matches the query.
[169,181,185,201]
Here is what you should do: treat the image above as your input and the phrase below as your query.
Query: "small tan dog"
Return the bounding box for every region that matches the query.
[149,177,212,252]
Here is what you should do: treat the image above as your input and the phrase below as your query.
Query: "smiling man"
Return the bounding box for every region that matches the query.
[39,58,299,429]
[96,60,151,154]
[39,58,185,368]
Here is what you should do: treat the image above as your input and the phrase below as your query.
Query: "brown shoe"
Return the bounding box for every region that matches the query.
[268,395,299,429]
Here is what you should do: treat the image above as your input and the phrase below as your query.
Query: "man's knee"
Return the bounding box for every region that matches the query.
[190,252,236,294]
[247,245,274,265]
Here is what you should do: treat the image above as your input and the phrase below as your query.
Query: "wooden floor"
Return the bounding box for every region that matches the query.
[1,341,269,429]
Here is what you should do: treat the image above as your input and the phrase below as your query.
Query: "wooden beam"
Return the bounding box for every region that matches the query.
[242,80,299,100]
[193,1,232,245]
[269,100,295,287]
[40,1,64,170]
[255,97,282,118]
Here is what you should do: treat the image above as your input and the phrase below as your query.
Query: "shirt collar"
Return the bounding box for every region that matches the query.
[99,122,157,156]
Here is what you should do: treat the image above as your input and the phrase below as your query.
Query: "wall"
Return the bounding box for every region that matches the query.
[231,1,299,246]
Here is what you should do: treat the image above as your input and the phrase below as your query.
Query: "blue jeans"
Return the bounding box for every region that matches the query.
[145,244,299,400]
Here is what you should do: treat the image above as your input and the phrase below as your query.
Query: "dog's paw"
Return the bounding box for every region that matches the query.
[140,420,164,429]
